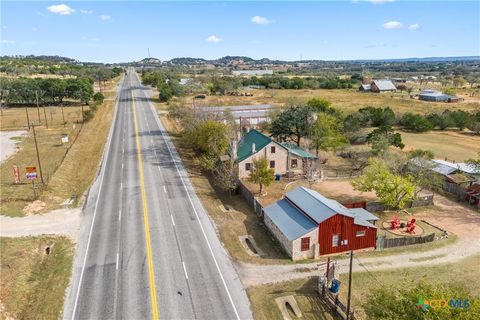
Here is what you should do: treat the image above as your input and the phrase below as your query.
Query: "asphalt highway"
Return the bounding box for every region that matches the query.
[63,70,252,320]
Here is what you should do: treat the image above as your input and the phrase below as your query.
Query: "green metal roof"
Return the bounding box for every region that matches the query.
[281,143,317,159]
[236,129,272,162]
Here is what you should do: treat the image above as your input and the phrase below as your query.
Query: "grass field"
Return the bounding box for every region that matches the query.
[188,87,479,115]
[0,236,74,320]
[247,277,335,320]
[337,254,480,319]
[0,77,120,216]
[401,130,480,162]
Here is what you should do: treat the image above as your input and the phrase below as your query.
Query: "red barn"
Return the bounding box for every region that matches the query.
[263,187,378,260]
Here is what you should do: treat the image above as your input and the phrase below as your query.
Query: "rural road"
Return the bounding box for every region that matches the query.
[63,70,252,320]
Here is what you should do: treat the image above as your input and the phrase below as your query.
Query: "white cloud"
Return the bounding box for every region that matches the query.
[382,21,403,29]
[251,15,272,25]
[408,23,420,31]
[47,4,75,15]
[80,9,93,14]
[206,35,222,43]
[1,39,15,44]
[100,15,111,21]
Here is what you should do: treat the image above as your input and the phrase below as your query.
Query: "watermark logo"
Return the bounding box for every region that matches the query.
[417,298,470,311]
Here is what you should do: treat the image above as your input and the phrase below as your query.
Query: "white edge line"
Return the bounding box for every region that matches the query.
[118,209,122,222]
[146,93,241,320]
[170,214,175,227]
[116,253,119,271]
[182,261,188,280]
[71,75,124,319]
[163,185,167,193]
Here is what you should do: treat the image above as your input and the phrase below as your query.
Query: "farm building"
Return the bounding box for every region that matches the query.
[263,187,378,260]
[418,89,461,103]
[359,84,371,92]
[359,80,396,92]
[235,129,317,179]
[199,104,278,126]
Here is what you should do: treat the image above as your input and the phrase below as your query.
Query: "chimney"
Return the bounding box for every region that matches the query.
[252,143,256,153]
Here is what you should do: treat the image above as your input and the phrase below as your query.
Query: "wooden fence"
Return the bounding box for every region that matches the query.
[365,195,434,212]
[376,233,435,250]
[237,179,263,216]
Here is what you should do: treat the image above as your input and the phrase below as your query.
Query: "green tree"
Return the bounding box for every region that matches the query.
[400,113,433,132]
[93,92,104,103]
[352,158,416,209]
[311,113,347,156]
[364,280,480,320]
[250,157,275,194]
[270,106,310,146]
[450,110,473,130]
[359,106,396,127]
[366,125,404,156]
[197,121,229,156]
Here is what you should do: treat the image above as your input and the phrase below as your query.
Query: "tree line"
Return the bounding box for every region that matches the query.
[1,77,94,106]
[141,70,186,102]
[241,75,358,89]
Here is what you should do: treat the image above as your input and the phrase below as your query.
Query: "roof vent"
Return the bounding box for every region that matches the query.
[252,143,256,153]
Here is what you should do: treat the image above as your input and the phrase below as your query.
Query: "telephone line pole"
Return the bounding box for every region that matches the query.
[31,123,45,185]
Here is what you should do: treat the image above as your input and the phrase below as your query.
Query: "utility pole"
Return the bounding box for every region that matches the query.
[35,91,41,123]
[25,107,31,130]
[346,250,354,320]
[80,88,84,123]
[31,123,45,185]
[43,104,48,129]
[60,102,66,127]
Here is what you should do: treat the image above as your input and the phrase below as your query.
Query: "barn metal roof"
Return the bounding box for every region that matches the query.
[432,159,460,176]
[372,79,396,91]
[281,143,317,159]
[203,104,274,112]
[349,208,380,221]
[236,129,272,162]
[263,199,317,240]
[285,187,377,228]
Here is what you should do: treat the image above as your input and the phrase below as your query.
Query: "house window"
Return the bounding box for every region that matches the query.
[291,159,298,168]
[356,230,366,237]
[271,146,276,154]
[270,161,275,168]
[301,237,310,251]
[332,234,339,247]
[245,163,251,171]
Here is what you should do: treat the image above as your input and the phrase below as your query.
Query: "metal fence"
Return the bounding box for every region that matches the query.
[320,286,356,320]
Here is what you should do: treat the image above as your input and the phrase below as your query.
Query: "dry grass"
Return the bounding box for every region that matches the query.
[247,277,335,320]
[401,130,480,162]
[337,254,480,320]
[0,77,120,216]
[0,236,74,320]
[159,114,290,264]
[186,88,479,114]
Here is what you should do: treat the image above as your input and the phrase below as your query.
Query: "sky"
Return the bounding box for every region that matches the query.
[1,1,479,63]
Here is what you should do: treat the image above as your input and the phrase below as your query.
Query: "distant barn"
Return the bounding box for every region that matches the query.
[359,79,396,92]
[419,89,461,103]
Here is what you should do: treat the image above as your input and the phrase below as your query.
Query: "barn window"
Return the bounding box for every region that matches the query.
[356,230,366,237]
[271,146,276,154]
[291,159,298,168]
[245,163,251,171]
[332,234,339,247]
[270,161,275,168]
[300,237,310,251]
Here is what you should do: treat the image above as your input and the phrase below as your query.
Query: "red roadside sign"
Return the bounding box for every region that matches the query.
[25,166,37,180]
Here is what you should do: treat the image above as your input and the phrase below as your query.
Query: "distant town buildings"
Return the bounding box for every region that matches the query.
[232,70,274,76]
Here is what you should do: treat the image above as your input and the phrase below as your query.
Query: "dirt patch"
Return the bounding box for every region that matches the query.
[22,200,46,215]
[0,130,27,163]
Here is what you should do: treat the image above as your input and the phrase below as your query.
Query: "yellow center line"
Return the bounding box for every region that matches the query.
[130,75,159,320]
